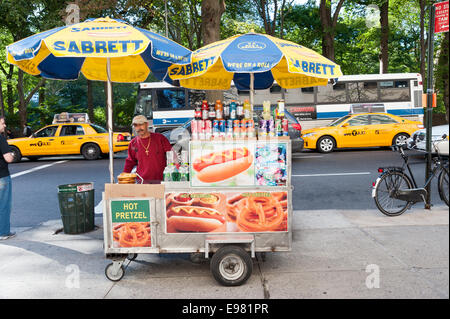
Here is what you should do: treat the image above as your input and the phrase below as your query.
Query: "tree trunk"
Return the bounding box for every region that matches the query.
[17,70,46,135]
[379,0,389,73]
[0,80,5,118]
[319,0,344,62]
[419,0,426,88]
[201,0,226,102]
[87,79,94,122]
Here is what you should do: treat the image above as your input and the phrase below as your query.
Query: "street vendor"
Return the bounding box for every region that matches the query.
[123,115,174,183]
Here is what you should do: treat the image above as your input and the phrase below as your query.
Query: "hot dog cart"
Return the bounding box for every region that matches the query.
[103,137,293,286]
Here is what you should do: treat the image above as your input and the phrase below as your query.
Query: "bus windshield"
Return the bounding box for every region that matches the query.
[156,88,186,109]
[328,115,351,126]
[135,89,152,117]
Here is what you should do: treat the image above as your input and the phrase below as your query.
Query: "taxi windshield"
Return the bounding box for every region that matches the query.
[90,124,107,133]
[328,115,351,127]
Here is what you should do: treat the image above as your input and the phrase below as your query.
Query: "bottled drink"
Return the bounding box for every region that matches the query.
[198,120,205,140]
[240,119,247,138]
[201,100,209,120]
[223,102,230,120]
[277,99,285,119]
[230,100,237,120]
[215,100,223,120]
[263,100,271,120]
[236,101,244,120]
[194,102,202,120]
[212,120,220,138]
[163,165,172,181]
[179,151,189,182]
[204,120,212,139]
[243,99,252,120]
[171,164,180,181]
[191,119,199,140]
[208,102,216,120]
[275,119,283,136]
[282,118,289,136]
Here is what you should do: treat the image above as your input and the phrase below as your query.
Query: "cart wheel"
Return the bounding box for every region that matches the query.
[105,263,125,282]
[127,253,138,261]
[210,245,253,286]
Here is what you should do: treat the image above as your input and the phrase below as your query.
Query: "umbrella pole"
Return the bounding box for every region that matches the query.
[106,58,114,184]
[250,72,254,108]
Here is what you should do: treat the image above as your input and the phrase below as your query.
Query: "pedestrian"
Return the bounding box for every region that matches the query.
[6,128,14,140]
[0,116,15,240]
[122,115,175,183]
[23,123,32,137]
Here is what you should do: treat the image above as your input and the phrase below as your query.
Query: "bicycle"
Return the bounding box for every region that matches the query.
[372,136,449,216]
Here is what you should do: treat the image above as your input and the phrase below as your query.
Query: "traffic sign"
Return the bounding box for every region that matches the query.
[434,1,449,33]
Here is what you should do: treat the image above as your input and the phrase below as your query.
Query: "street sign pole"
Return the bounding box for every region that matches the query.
[425,4,436,209]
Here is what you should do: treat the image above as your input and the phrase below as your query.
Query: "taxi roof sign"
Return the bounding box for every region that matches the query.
[52,112,90,124]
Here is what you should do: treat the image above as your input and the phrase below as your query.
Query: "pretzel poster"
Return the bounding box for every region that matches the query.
[110,199,151,248]
[165,191,288,233]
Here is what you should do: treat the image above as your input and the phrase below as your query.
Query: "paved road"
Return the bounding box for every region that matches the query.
[8,148,446,229]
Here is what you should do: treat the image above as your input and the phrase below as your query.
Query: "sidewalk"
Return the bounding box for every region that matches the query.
[0,206,448,299]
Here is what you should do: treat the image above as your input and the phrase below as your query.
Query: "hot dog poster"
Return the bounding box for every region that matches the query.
[165,191,288,233]
[110,200,151,248]
[190,142,255,187]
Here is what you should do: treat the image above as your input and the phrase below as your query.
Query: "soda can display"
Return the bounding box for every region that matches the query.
[282,118,289,136]
[219,120,226,137]
[204,120,212,139]
[240,119,247,138]
[247,119,255,138]
[191,119,199,140]
[268,119,275,137]
[212,120,220,137]
[198,120,205,140]
[258,119,268,137]
[226,119,233,138]
[233,119,240,138]
[275,119,282,136]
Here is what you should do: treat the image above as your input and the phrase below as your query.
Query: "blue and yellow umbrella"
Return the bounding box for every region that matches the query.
[6,17,192,182]
[168,32,342,104]
[6,17,191,83]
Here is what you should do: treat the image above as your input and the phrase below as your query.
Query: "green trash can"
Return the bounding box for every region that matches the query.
[57,183,95,234]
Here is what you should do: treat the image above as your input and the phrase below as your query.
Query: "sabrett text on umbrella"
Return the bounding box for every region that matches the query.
[169,57,216,76]
[52,40,144,53]
[292,60,336,75]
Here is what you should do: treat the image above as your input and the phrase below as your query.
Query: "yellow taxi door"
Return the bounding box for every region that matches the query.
[57,125,86,154]
[338,115,372,147]
[368,114,400,146]
[27,125,59,155]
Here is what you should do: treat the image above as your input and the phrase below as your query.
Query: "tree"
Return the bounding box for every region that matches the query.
[319,0,345,61]
[254,0,293,38]
[379,0,389,73]
[201,0,226,102]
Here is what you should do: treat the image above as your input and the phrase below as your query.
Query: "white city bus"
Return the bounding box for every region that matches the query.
[134,73,423,132]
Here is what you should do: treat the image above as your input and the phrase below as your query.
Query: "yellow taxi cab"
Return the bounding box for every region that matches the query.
[7,114,131,162]
[301,113,424,153]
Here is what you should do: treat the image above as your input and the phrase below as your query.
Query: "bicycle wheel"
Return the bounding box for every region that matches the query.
[374,171,413,216]
[438,166,449,207]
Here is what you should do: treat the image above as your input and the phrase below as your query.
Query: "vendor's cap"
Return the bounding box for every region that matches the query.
[132,115,148,125]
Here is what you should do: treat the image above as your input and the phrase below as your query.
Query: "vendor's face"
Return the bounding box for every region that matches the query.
[134,122,149,137]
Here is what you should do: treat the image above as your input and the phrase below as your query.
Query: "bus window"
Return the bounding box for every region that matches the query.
[285,87,315,104]
[156,89,186,109]
[135,89,152,117]
[348,81,378,103]
[317,83,346,104]
[379,80,410,102]
[189,90,206,107]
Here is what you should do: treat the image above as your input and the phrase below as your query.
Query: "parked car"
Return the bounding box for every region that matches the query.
[301,112,424,153]
[8,123,131,162]
[407,124,449,156]
[162,110,304,153]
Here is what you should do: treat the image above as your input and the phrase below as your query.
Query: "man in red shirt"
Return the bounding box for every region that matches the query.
[123,115,174,183]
